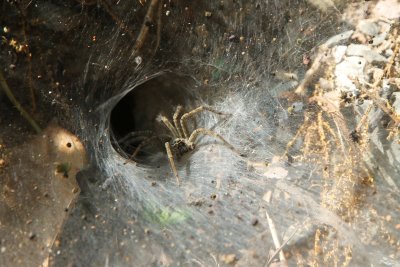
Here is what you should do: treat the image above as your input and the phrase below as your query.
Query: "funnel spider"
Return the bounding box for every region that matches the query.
[125,105,237,185]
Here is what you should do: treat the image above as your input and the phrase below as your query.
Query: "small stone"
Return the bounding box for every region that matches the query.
[392,92,400,116]
[357,20,380,36]
[28,232,36,240]
[264,166,288,179]
[0,159,5,167]
[373,0,400,19]
[385,49,394,57]
[335,56,366,92]
[251,218,259,226]
[372,68,384,83]
[291,102,304,113]
[220,254,237,264]
[333,45,347,63]
[228,35,239,43]
[204,11,212,17]
[372,33,387,46]
[324,30,353,48]
[262,191,272,203]
[346,44,388,64]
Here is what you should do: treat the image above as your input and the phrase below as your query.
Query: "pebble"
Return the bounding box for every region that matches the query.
[373,0,400,19]
[324,30,354,48]
[357,20,380,36]
[333,45,347,63]
[335,56,366,92]
[291,102,304,113]
[385,49,394,57]
[372,33,387,46]
[251,217,259,226]
[220,254,237,264]
[392,92,400,116]
[346,44,388,63]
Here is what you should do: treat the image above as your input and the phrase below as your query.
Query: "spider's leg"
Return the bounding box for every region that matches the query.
[165,142,181,186]
[124,136,160,163]
[188,128,239,154]
[173,105,184,138]
[118,130,154,150]
[180,105,231,139]
[121,136,149,151]
[159,115,179,138]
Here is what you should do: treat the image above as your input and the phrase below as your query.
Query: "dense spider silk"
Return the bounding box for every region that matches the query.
[48,1,399,266]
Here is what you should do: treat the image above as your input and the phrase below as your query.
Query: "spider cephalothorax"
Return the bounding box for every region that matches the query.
[124,105,237,185]
[170,138,195,158]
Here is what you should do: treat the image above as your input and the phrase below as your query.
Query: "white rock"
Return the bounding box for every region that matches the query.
[373,0,400,19]
[390,141,400,163]
[291,102,304,113]
[385,49,394,57]
[372,32,388,46]
[357,20,380,36]
[323,30,354,48]
[346,44,388,63]
[333,45,347,63]
[334,56,366,92]
[392,92,400,116]
[371,127,385,154]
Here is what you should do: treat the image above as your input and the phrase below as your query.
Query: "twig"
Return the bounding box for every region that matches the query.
[152,0,163,55]
[265,209,288,267]
[0,70,42,134]
[265,227,298,267]
[99,0,136,39]
[134,0,160,52]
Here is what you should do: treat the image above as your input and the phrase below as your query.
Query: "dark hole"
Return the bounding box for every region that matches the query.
[66,142,72,148]
[110,73,197,164]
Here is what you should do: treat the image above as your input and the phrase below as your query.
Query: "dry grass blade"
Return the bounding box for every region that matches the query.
[0,70,42,134]
[265,209,288,267]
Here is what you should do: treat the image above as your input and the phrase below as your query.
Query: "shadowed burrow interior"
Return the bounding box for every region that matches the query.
[110,73,201,164]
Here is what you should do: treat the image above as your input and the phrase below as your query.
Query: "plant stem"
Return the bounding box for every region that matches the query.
[0,70,42,134]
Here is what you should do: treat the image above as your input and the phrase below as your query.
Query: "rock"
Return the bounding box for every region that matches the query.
[333,45,347,63]
[346,44,388,63]
[291,102,304,113]
[385,49,394,57]
[373,0,400,19]
[324,30,354,48]
[372,33,387,46]
[392,92,400,116]
[357,20,380,36]
[220,254,237,264]
[334,56,366,92]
